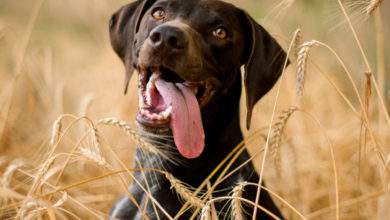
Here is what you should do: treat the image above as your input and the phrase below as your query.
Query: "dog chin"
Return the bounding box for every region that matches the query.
[136,119,171,135]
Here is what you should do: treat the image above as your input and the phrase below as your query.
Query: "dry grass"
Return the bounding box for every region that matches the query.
[231,182,245,220]
[1,0,389,219]
[270,107,298,175]
[367,0,384,15]
[164,172,204,208]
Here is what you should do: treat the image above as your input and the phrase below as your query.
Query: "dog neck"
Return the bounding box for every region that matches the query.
[135,70,244,185]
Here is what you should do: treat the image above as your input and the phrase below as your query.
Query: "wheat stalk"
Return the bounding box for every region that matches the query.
[366,0,384,15]
[29,155,61,196]
[270,107,298,174]
[296,40,319,97]
[20,197,48,218]
[52,192,68,208]
[19,192,67,219]
[231,182,246,220]
[50,115,102,150]
[164,172,204,208]
[98,118,171,161]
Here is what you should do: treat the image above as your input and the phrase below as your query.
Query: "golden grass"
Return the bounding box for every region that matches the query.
[231,182,245,220]
[0,0,389,219]
[164,172,204,208]
[270,107,298,172]
[366,0,384,15]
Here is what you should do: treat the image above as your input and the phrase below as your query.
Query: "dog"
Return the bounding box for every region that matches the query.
[109,0,288,219]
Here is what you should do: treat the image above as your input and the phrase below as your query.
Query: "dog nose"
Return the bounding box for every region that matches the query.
[149,26,187,50]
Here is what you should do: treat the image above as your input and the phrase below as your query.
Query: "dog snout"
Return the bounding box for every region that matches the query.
[149,25,188,51]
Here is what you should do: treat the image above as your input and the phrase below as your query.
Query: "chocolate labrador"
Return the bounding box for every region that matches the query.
[109,0,288,219]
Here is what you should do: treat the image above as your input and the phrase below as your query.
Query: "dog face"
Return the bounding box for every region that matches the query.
[109,0,287,159]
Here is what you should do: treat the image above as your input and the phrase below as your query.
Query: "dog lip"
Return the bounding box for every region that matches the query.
[136,112,170,128]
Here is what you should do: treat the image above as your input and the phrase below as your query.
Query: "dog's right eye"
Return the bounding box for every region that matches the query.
[151,8,166,20]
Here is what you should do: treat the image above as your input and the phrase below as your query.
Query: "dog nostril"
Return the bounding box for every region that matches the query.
[150,32,162,44]
[167,36,179,49]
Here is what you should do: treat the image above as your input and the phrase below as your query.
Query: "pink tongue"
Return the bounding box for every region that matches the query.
[155,78,205,159]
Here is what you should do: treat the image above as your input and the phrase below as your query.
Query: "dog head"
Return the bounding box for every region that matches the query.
[109,0,288,159]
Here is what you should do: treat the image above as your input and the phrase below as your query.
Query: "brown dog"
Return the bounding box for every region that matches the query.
[109,0,288,219]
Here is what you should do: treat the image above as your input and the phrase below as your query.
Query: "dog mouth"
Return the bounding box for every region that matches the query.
[136,66,215,159]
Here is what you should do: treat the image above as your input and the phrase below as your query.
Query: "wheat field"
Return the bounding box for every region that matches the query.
[0,0,389,219]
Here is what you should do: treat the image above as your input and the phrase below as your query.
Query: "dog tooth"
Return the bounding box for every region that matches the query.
[156,115,163,120]
[146,73,161,106]
[166,106,172,114]
[161,111,167,119]
[146,81,154,106]
[162,112,169,119]
[150,113,158,120]
[162,106,172,118]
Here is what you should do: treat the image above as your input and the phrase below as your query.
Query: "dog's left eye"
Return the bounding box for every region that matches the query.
[212,28,227,40]
[152,8,166,20]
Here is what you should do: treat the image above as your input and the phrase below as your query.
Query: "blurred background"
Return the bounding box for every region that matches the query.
[0,0,389,219]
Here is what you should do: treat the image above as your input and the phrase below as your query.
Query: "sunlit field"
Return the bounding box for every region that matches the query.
[0,0,389,219]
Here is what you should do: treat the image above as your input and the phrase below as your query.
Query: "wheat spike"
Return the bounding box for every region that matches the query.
[200,202,212,220]
[293,29,303,58]
[98,118,171,161]
[31,155,59,194]
[79,147,109,168]
[366,0,384,15]
[164,172,204,208]
[1,159,24,187]
[50,115,101,149]
[20,197,48,217]
[50,116,63,146]
[231,182,246,220]
[296,40,319,97]
[270,107,298,174]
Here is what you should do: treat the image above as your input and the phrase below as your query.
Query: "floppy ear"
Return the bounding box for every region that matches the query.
[241,13,289,129]
[109,0,156,94]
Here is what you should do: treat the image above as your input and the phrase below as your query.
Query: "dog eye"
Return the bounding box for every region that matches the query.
[212,28,227,40]
[152,8,166,20]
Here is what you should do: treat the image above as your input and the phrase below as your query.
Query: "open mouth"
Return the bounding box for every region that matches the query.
[136,66,215,159]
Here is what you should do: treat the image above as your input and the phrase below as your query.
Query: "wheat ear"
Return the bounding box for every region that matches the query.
[293,29,303,58]
[296,40,319,97]
[200,202,212,220]
[50,115,101,149]
[270,107,298,175]
[164,172,204,208]
[231,182,246,220]
[1,159,24,187]
[366,0,384,15]
[79,147,110,168]
[50,116,63,146]
[98,118,166,158]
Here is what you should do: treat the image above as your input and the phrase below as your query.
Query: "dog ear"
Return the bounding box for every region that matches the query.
[109,0,156,94]
[241,12,289,129]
